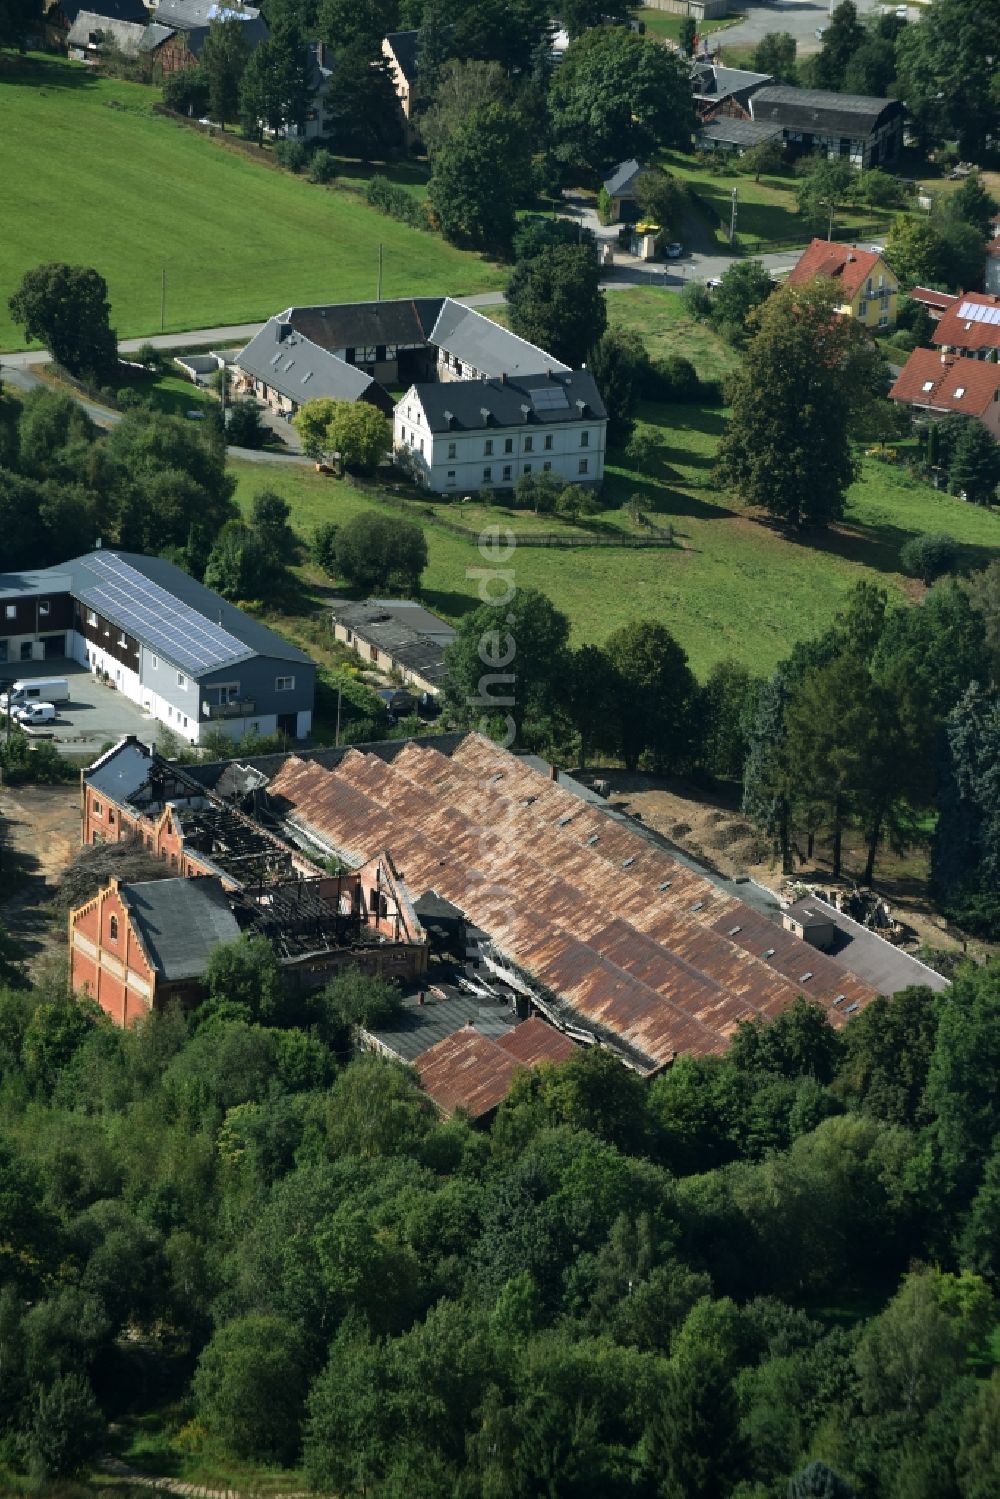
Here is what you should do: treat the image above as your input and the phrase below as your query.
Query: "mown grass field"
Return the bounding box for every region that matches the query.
[637,6,738,43]
[0,55,504,351]
[232,289,1000,682]
[662,150,898,252]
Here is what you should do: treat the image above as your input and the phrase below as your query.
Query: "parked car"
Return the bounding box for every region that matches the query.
[14,701,57,726]
[815,26,827,38]
[665,242,684,259]
[0,677,71,711]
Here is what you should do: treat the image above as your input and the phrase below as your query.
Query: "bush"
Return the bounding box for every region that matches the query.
[226,398,268,449]
[899,532,960,585]
[308,148,337,185]
[365,175,426,229]
[117,387,148,410]
[273,138,308,173]
[312,520,339,575]
[135,341,165,371]
[681,279,713,320]
[649,354,701,403]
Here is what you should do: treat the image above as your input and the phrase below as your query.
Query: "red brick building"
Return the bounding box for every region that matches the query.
[70,875,239,1026]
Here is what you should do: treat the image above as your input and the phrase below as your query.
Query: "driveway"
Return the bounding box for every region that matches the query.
[716,0,895,58]
[1,660,158,755]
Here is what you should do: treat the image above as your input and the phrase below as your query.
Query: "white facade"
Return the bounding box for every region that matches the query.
[394,387,606,495]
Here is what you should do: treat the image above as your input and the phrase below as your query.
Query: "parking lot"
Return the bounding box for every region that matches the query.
[1,660,157,756]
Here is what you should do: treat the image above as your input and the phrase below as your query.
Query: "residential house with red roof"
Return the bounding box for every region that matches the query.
[889,349,1000,439]
[787,238,898,330]
[932,293,1000,362]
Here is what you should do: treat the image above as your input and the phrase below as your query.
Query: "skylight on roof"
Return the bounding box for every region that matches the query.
[954,387,966,398]
[921,380,934,392]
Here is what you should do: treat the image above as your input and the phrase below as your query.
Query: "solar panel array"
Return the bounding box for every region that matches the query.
[531,385,570,412]
[958,300,1000,326]
[82,554,249,677]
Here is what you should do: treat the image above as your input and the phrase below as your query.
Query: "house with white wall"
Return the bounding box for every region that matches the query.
[394,371,607,494]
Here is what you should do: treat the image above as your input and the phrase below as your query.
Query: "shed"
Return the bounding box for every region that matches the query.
[782,898,836,952]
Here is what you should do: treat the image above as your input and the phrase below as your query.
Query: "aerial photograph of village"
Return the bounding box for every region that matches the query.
[0,0,998,1491]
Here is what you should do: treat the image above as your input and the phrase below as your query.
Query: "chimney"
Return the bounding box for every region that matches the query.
[500,371,507,384]
[549,763,558,782]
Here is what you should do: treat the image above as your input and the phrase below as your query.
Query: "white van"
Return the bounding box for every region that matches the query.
[0,678,71,711]
[15,702,57,726]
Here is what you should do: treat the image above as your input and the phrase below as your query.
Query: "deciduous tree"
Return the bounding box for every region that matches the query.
[427,104,528,252]
[602,619,697,771]
[716,280,885,528]
[334,511,428,593]
[549,26,692,173]
[507,244,607,369]
[8,264,117,380]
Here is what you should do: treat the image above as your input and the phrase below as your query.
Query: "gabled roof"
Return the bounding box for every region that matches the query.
[690,61,771,102]
[602,159,644,199]
[415,1027,526,1118]
[428,301,571,379]
[153,0,261,28]
[236,314,379,406]
[118,876,240,981]
[331,599,456,686]
[889,349,1000,416]
[67,9,146,48]
[0,568,72,601]
[138,19,174,48]
[751,85,901,136]
[290,298,444,351]
[787,238,890,299]
[86,738,155,804]
[910,286,957,314]
[63,551,313,675]
[383,28,419,83]
[497,1016,576,1067]
[933,293,1000,353]
[408,370,606,435]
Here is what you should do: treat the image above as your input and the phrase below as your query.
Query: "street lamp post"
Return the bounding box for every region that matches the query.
[729,187,738,244]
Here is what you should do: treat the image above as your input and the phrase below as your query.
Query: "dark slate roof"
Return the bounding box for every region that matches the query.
[86,738,154,803]
[236,315,378,405]
[138,19,173,48]
[364,984,518,1063]
[602,158,644,198]
[429,300,570,378]
[52,0,147,25]
[384,28,419,83]
[333,599,455,687]
[751,85,901,136]
[153,0,262,29]
[697,117,783,148]
[411,370,606,434]
[290,298,444,351]
[63,551,313,674]
[119,876,240,981]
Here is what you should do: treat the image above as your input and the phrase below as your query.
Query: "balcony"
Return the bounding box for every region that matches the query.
[202,699,255,720]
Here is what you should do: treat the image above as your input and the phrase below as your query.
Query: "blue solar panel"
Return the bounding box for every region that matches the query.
[83,555,248,677]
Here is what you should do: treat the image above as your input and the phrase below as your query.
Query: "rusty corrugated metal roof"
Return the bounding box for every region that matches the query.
[415,1028,526,1118]
[266,734,878,1070]
[497,1016,577,1066]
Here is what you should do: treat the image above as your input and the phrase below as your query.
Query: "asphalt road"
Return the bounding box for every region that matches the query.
[716,0,899,57]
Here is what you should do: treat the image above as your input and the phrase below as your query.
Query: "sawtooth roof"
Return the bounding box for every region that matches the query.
[119,876,240,980]
[263,734,879,1073]
[890,349,1000,416]
[933,293,1000,353]
[788,238,889,298]
[751,85,901,136]
[414,1014,577,1118]
[410,370,606,435]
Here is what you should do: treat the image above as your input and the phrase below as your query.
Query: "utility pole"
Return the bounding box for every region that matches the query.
[160,268,166,333]
[335,684,342,746]
[376,243,383,302]
[822,199,835,241]
[729,187,738,244]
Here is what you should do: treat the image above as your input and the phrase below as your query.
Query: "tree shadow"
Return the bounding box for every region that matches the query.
[753,511,997,578]
[418,587,481,621]
[0,53,97,89]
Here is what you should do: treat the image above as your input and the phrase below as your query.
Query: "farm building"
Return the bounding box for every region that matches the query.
[330,599,456,696]
[749,86,903,169]
[0,551,315,744]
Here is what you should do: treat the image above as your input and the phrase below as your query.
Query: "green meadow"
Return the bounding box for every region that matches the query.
[0,55,504,350]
